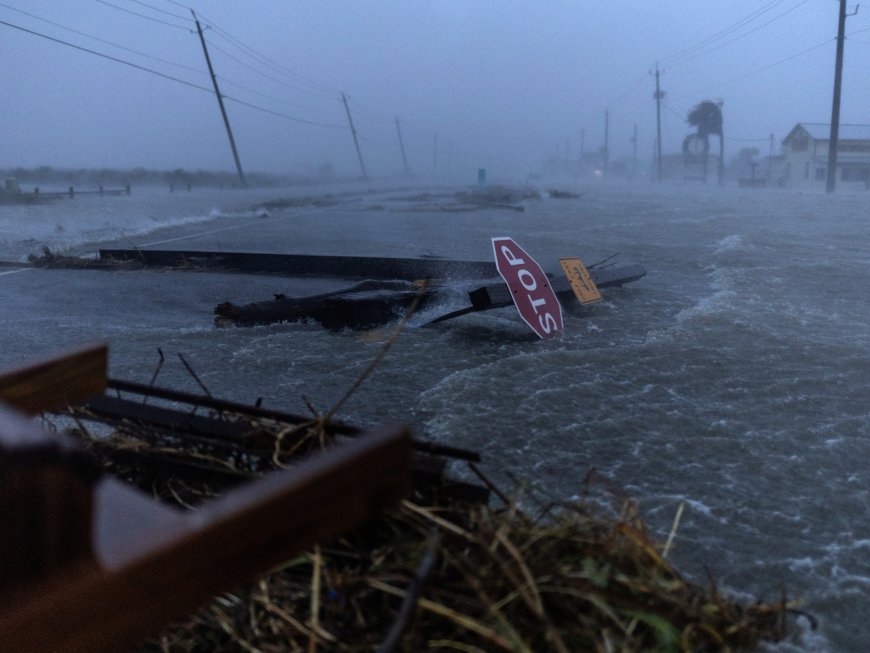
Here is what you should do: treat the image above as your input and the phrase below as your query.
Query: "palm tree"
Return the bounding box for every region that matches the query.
[687,100,724,184]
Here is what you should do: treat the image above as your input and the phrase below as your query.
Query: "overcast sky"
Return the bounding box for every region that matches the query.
[0,1,865,179]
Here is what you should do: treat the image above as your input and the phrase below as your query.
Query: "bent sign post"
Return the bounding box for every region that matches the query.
[492,237,563,338]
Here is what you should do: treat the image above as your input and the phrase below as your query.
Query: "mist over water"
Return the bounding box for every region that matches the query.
[2,181,870,651]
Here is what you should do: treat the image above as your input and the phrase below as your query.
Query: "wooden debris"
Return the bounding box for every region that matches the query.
[0,347,413,653]
[0,342,107,415]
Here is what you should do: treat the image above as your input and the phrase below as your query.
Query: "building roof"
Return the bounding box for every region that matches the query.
[787,123,870,142]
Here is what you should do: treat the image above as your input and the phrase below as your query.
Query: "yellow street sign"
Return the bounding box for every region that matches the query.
[559,257,602,304]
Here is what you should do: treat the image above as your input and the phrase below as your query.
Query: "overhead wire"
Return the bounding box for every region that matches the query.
[95,0,347,121]
[123,0,191,22]
[196,11,342,98]
[659,0,791,68]
[0,17,347,130]
[162,1,448,148]
[349,97,396,124]
[216,74,337,115]
[0,1,206,77]
[0,17,212,92]
[204,36,341,109]
[671,37,834,100]
[665,0,812,69]
[94,0,190,31]
[221,94,345,129]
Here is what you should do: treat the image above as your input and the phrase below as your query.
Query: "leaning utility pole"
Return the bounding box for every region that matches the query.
[432,134,438,178]
[632,123,638,181]
[394,117,409,176]
[653,65,665,183]
[192,11,246,187]
[341,94,367,179]
[826,0,850,193]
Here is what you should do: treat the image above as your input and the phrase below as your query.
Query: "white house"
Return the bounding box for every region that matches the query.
[777,123,870,190]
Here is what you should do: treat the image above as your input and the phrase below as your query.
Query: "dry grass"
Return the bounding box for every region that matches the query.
[65,418,809,653]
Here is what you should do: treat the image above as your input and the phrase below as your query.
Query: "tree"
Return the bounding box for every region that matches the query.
[687,100,725,184]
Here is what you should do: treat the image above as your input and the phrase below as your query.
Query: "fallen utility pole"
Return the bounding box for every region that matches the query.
[342,93,368,179]
[192,11,246,188]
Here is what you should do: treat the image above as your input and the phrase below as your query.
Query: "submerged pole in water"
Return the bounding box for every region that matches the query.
[192,11,246,188]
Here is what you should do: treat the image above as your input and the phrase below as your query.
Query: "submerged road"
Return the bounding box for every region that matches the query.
[7,182,870,650]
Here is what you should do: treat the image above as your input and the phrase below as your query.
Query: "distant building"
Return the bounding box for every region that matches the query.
[776,123,870,190]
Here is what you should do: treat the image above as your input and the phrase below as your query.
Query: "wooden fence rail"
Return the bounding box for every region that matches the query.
[0,344,411,653]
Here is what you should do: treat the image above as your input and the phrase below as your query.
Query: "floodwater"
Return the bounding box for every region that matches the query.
[2,181,870,651]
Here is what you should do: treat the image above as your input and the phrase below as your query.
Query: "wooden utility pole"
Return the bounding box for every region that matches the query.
[768,133,775,181]
[826,0,850,193]
[632,124,638,180]
[433,134,438,178]
[394,117,409,176]
[341,94,367,179]
[654,65,664,183]
[192,11,246,187]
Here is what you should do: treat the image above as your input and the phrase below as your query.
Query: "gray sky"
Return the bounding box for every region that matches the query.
[0,1,865,178]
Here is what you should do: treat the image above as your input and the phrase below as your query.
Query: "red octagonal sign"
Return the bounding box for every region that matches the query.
[492,237,563,338]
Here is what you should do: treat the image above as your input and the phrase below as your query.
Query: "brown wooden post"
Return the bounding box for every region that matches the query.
[0,406,100,598]
[0,424,411,653]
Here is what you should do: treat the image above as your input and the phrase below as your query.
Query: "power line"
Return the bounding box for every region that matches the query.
[204,36,341,106]
[222,94,345,129]
[0,17,348,130]
[0,17,211,90]
[349,97,394,124]
[216,74,338,115]
[659,0,791,67]
[94,0,190,31]
[0,2,205,76]
[123,0,192,22]
[671,37,834,100]
[197,12,341,97]
[666,0,812,69]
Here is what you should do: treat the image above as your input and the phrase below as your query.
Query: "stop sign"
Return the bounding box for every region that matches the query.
[491,237,563,338]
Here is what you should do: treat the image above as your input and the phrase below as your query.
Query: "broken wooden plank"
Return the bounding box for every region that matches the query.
[0,405,101,597]
[81,395,265,442]
[0,423,412,653]
[0,343,107,415]
[102,378,481,462]
[106,378,359,435]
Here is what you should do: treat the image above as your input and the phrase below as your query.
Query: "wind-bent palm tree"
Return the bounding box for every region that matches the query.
[687,100,724,184]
